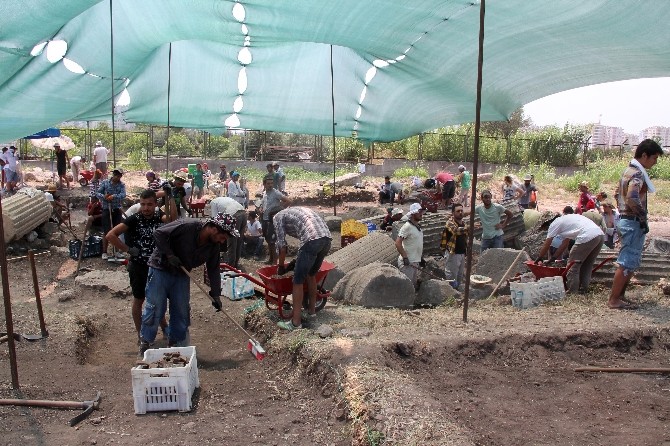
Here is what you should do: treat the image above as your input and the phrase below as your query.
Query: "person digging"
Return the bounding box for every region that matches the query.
[274,207,332,330]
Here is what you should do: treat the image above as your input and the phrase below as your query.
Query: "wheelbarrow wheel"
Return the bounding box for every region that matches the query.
[79,178,88,187]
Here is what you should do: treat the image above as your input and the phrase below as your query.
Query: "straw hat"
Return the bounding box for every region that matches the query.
[45,184,58,193]
[173,171,189,182]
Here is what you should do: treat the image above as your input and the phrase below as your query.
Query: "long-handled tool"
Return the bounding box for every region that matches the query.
[180,266,265,360]
[0,391,101,426]
[0,332,44,342]
[28,250,49,338]
[487,247,527,299]
[75,217,93,275]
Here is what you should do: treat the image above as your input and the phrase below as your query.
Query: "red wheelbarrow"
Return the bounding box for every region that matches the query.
[78,169,95,187]
[212,261,336,320]
[524,256,616,289]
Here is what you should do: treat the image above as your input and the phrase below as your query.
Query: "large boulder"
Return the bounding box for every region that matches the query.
[415,279,459,306]
[332,262,415,308]
[474,248,530,288]
[74,270,132,298]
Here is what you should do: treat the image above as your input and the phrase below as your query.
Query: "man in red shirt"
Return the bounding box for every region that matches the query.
[434,171,455,208]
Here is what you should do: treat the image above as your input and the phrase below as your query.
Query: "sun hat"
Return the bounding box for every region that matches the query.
[391,208,403,216]
[579,181,589,188]
[53,142,60,148]
[46,184,58,193]
[95,141,102,146]
[173,171,188,182]
[458,164,466,171]
[208,212,240,237]
[524,174,532,181]
[409,203,425,215]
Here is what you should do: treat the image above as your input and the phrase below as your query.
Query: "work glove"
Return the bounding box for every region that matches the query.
[402,257,410,266]
[640,221,649,234]
[210,292,222,312]
[285,259,296,272]
[167,255,182,268]
[128,246,140,257]
[419,258,426,268]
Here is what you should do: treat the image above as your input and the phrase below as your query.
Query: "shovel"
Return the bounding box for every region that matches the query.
[0,332,44,343]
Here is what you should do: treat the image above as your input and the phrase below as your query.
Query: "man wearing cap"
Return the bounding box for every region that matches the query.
[3,145,19,194]
[475,189,513,252]
[455,165,471,206]
[601,199,620,249]
[258,175,290,263]
[227,171,246,206]
[93,141,109,177]
[210,196,247,268]
[96,168,126,260]
[518,174,538,210]
[274,207,332,330]
[536,213,604,294]
[608,139,663,309]
[138,214,239,355]
[395,203,425,288]
[54,143,71,189]
[272,162,286,194]
[380,207,404,231]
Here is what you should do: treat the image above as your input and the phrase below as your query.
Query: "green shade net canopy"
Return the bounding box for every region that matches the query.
[0,1,669,143]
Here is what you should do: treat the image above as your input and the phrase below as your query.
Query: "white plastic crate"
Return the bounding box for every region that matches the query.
[510,276,565,309]
[131,346,199,414]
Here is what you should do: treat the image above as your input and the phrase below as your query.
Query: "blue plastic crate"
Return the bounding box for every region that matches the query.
[68,236,103,260]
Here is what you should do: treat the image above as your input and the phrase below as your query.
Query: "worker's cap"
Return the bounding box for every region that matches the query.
[231,171,240,177]
[208,212,240,238]
[480,189,492,198]
[53,142,60,148]
[409,203,425,215]
[391,208,403,216]
[95,141,102,146]
[524,174,532,181]
[458,164,466,171]
[112,168,124,176]
[579,181,589,188]
[173,171,188,182]
[601,198,615,208]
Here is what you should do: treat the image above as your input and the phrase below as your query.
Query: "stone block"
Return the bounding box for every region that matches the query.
[332,262,415,308]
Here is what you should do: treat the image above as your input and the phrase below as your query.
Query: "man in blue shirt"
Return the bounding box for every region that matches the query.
[97,168,126,260]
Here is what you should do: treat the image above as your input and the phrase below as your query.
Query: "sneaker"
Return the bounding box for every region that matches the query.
[138,340,153,358]
[101,253,109,260]
[301,311,317,320]
[115,251,126,259]
[277,320,302,330]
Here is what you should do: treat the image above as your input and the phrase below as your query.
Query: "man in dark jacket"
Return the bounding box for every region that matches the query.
[138,214,239,356]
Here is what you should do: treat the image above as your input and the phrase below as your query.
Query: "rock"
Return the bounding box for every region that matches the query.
[25,231,38,243]
[37,222,59,237]
[23,172,37,181]
[474,248,530,295]
[29,238,50,250]
[56,289,78,302]
[324,173,361,188]
[323,215,342,232]
[181,421,196,431]
[75,270,132,297]
[496,295,512,306]
[422,257,446,280]
[332,262,415,308]
[659,278,670,296]
[340,328,371,338]
[415,279,459,306]
[315,324,334,338]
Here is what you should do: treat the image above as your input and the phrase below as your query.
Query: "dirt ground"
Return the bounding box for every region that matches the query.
[1,169,670,445]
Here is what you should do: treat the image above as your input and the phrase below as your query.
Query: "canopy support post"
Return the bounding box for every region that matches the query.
[330,45,337,216]
[463,0,486,323]
[166,43,172,174]
[109,0,116,168]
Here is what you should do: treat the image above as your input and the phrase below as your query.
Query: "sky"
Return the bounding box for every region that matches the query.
[523,77,670,135]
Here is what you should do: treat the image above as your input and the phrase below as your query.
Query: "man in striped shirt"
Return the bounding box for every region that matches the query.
[273,207,332,330]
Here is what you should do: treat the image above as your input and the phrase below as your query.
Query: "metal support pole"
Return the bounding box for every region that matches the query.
[109,0,116,169]
[28,250,48,337]
[0,196,20,388]
[463,0,486,323]
[330,45,337,216]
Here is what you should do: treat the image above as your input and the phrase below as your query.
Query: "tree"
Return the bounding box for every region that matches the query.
[480,107,530,139]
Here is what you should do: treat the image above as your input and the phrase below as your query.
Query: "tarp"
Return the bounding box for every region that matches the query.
[0,1,669,143]
[24,128,61,139]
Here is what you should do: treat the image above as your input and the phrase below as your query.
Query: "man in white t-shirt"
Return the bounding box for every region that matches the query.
[93,141,109,177]
[70,155,85,184]
[243,210,264,259]
[4,146,19,194]
[536,213,604,294]
[395,203,425,288]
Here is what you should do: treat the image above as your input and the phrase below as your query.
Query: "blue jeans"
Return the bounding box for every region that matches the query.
[481,235,503,252]
[293,237,331,284]
[616,218,645,274]
[140,268,190,344]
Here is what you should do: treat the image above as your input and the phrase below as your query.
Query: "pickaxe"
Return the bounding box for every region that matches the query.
[0,391,101,426]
